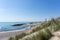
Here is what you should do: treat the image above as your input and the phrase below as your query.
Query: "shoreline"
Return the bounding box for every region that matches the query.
[0,22,41,40]
[0,27,30,40]
[0,27,29,33]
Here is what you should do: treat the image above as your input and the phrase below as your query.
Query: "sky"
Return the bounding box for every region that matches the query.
[0,0,60,22]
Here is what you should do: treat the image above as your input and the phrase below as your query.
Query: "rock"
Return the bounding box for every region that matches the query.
[12,24,24,26]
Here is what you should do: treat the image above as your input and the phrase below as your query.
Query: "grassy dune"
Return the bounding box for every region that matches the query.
[9,17,60,40]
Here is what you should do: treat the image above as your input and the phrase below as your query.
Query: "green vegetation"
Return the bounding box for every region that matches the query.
[9,33,27,40]
[9,37,14,40]
[9,17,60,40]
[15,33,27,40]
[41,29,52,40]
[20,28,52,40]
[31,26,42,33]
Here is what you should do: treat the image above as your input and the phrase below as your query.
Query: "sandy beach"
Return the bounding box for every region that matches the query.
[0,22,41,40]
[0,28,29,40]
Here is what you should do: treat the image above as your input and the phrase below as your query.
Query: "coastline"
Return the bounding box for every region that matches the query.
[0,22,41,40]
[0,27,30,40]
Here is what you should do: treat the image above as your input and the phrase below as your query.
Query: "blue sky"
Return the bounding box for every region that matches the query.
[0,0,60,22]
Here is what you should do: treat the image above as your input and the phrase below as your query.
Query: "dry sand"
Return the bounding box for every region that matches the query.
[49,30,60,40]
[0,28,29,40]
[0,22,41,40]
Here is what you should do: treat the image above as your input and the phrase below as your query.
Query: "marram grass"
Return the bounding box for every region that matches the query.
[9,18,60,40]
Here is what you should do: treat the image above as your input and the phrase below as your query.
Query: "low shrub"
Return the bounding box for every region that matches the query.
[9,37,14,40]
[15,33,27,40]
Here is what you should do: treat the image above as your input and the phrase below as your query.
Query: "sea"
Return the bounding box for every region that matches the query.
[0,22,30,32]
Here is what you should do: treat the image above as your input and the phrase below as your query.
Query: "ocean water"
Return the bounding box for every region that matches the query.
[0,22,30,32]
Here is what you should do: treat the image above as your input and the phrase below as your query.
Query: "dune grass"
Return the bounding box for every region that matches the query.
[9,37,15,40]
[15,33,27,40]
[9,18,60,40]
[20,28,52,40]
[9,33,27,40]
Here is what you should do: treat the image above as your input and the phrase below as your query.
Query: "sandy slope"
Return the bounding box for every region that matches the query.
[49,30,60,40]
